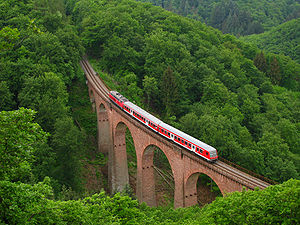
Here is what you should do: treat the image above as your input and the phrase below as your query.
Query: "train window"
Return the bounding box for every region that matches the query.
[196,147,199,152]
[192,145,195,149]
[165,131,167,134]
[189,143,191,147]
[178,138,180,141]
[185,141,187,145]
[200,149,203,153]
[175,136,177,140]
[168,132,170,136]
[206,152,208,155]
[171,134,173,138]
[161,129,164,133]
[182,140,184,144]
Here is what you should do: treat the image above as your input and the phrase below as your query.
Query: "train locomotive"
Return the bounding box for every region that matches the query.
[109,91,218,162]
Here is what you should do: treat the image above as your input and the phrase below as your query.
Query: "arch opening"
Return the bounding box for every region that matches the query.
[142,145,174,207]
[185,172,222,207]
[197,173,222,206]
[110,122,136,195]
[125,127,137,198]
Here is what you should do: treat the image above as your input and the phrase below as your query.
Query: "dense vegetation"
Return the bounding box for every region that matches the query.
[241,18,300,64]
[71,0,299,183]
[1,178,299,224]
[139,0,300,35]
[1,0,299,223]
[0,0,91,194]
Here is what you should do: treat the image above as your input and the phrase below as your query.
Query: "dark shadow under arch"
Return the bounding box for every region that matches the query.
[185,172,222,207]
[142,145,174,207]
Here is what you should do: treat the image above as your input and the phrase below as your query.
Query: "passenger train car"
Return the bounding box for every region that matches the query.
[109,91,218,162]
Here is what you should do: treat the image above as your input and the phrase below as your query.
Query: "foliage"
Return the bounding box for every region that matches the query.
[196,179,300,224]
[51,116,85,192]
[70,0,300,182]
[0,179,299,224]
[0,108,49,182]
[241,18,300,64]
[0,0,86,193]
[139,0,300,36]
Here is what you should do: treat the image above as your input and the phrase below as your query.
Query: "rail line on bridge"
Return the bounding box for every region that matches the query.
[80,58,271,206]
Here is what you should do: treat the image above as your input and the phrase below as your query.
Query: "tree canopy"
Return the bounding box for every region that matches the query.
[71,0,299,182]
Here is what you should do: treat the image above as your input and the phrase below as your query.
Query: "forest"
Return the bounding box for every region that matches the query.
[241,18,300,64]
[139,0,300,35]
[0,0,299,224]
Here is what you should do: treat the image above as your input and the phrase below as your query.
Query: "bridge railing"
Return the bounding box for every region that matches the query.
[218,156,278,185]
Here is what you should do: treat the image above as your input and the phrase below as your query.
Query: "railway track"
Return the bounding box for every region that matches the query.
[80,58,110,100]
[80,58,271,191]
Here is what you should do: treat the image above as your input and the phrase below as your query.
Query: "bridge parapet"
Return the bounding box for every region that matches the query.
[81,59,271,208]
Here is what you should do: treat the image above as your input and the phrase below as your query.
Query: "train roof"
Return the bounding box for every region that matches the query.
[110,91,129,102]
[125,102,163,125]
[122,96,216,153]
[159,121,216,153]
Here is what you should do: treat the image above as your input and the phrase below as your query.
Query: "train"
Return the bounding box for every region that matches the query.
[109,91,218,162]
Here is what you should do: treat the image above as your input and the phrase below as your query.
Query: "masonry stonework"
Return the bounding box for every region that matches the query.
[87,83,266,208]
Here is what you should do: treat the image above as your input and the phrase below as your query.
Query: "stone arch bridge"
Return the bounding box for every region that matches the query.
[80,59,270,208]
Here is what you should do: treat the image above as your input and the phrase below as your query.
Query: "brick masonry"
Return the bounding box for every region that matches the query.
[87,83,267,208]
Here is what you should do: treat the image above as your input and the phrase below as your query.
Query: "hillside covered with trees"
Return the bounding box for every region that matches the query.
[70,0,299,183]
[241,18,300,64]
[139,0,300,36]
[0,0,299,223]
[0,0,98,195]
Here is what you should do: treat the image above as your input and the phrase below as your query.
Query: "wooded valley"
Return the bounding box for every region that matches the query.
[0,0,299,223]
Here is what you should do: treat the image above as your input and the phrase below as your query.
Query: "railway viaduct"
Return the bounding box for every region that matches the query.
[81,59,270,208]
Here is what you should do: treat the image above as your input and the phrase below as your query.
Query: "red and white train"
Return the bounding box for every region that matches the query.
[109,91,218,162]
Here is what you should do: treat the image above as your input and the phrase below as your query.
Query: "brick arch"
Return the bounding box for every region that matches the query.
[82,61,270,209]
[140,144,175,207]
[184,170,223,207]
[111,121,138,193]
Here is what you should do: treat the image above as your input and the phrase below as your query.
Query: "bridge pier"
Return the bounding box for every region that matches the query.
[110,122,129,193]
[140,145,157,207]
[97,103,112,153]
[83,60,270,209]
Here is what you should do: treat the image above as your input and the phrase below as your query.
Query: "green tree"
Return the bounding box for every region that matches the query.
[18,72,68,132]
[143,75,158,109]
[269,56,281,85]
[0,27,20,52]
[0,81,15,110]
[161,66,180,116]
[51,116,84,192]
[0,108,49,182]
[254,51,267,74]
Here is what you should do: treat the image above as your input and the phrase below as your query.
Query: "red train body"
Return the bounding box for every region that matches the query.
[109,91,218,162]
